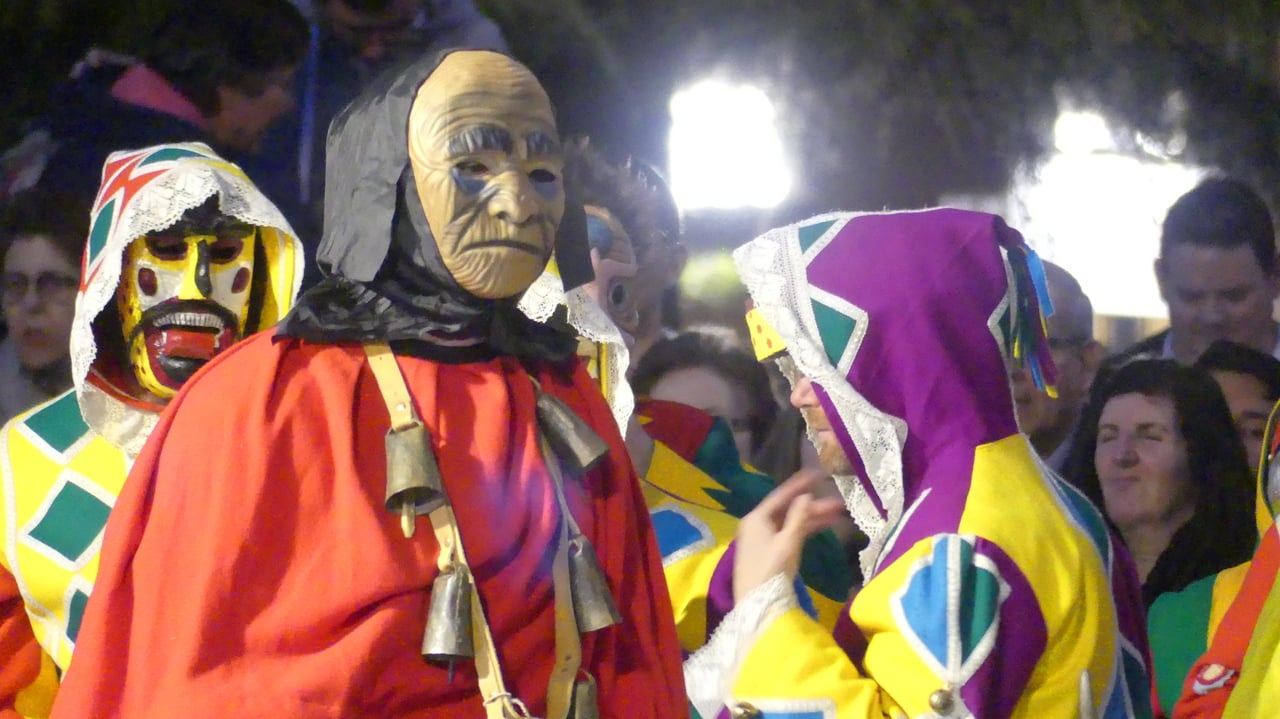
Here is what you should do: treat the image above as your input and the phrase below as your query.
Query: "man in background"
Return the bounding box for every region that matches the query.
[1011,260,1103,471]
[1115,177,1280,365]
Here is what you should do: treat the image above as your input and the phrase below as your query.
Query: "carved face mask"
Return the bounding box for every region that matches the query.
[407,51,565,299]
[116,203,257,398]
[583,205,640,349]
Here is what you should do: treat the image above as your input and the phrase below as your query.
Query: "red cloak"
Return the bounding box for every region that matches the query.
[51,333,687,718]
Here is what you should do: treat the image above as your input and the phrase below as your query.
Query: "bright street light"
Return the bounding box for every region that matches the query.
[668,80,791,210]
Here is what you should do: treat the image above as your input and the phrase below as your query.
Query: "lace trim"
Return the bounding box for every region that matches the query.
[78,383,157,458]
[683,572,796,719]
[518,270,633,434]
[71,143,301,444]
[733,215,908,580]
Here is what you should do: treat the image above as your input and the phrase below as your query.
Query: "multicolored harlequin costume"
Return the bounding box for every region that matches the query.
[684,209,1153,719]
[635,398,853,644]
[0,142,302,719]
[1171,404,1280,718]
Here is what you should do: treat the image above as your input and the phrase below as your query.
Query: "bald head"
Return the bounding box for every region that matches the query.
[1044,261,1093,344]
[1012,260,1103,460]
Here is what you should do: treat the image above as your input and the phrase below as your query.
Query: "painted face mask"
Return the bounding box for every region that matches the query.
[583,205,640,348]
[116,201,258,397]
[407,52,566,299]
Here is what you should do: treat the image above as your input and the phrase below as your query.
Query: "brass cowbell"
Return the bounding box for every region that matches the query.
[566,535,621,634]
[384,421,446,538]
[422,565,475,663]
[535,390,609,476]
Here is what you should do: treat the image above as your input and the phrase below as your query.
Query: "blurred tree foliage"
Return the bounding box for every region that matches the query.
[5,0,1280,211]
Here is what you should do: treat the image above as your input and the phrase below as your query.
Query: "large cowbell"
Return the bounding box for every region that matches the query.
[535,390,609,476]
[422,565,475,662]
[385,421,447,537]
[567,535,621,634]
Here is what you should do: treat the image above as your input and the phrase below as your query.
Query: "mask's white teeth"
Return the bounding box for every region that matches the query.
[152,312,225,330]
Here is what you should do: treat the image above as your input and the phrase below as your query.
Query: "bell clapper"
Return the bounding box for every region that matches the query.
[401,501,415,538]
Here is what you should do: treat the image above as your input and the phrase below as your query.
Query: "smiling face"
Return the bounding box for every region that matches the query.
[116,204,258,398]
[1094,392,1197,533]
[407,52,564,299]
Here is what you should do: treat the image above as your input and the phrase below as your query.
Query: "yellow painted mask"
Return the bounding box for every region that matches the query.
[116,201,257,398]
[407,51,565,299]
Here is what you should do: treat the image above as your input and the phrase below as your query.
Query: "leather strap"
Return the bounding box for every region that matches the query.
[540,434,582,719]
[363,341,418,431]
[362,342,527,719]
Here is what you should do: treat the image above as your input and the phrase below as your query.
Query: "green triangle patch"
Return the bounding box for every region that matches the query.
[812,299,857,367]
[87,198,115,265]
[138,146,206,166]
[797,219,837,253]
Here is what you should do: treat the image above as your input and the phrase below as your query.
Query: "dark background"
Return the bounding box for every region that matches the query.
[4,0,1280,245]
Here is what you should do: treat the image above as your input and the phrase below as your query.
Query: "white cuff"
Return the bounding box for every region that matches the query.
[683,573,798,719]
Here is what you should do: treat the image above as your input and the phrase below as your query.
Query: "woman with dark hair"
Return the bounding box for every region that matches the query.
[1066,359,1256,607]
[631,324,778,458]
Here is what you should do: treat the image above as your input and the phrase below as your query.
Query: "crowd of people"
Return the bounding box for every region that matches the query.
[2,1,1280,718]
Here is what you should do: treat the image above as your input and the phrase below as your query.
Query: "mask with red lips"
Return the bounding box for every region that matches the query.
[116,201,257,398]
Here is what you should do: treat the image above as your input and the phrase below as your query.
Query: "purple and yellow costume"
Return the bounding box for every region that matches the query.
[684,210,1153,719]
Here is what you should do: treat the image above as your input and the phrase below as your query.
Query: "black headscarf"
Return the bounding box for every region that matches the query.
[278,49,592,363]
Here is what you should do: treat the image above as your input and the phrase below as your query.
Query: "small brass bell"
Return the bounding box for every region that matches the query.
[568,674,600,719]
[422,566,475,663]
[928,688,955,714]
[567,535,621,634]
[385,421,447,537]
[535,391,609,475]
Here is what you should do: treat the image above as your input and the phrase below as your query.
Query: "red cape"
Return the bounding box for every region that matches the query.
[52,333,687,717]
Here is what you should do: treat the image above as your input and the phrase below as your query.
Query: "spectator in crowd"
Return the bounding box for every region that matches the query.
[1112,177,1280,365]
[1011,260,1103,471]
[0,189,88,424]
[1068,359,1256,606]
[631,325,778,459]
[1146,340,1280,715]
[21,0,308,208]
[1194,339,1280,476]
[245,0,507,286]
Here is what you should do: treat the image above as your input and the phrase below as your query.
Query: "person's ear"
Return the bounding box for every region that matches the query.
[1154,256,1169,302]
[1080,339,1105,384]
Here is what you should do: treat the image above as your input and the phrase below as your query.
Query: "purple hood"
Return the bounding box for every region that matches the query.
[735,208,1055,576]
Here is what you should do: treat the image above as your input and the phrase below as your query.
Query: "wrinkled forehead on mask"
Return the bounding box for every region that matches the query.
[407,51,557,145]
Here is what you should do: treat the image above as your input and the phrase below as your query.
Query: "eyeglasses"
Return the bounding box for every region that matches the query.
[1046,336,1090,351]
[2,271,78,306]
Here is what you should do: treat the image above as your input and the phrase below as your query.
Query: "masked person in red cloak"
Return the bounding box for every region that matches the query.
[50,50,687,718]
